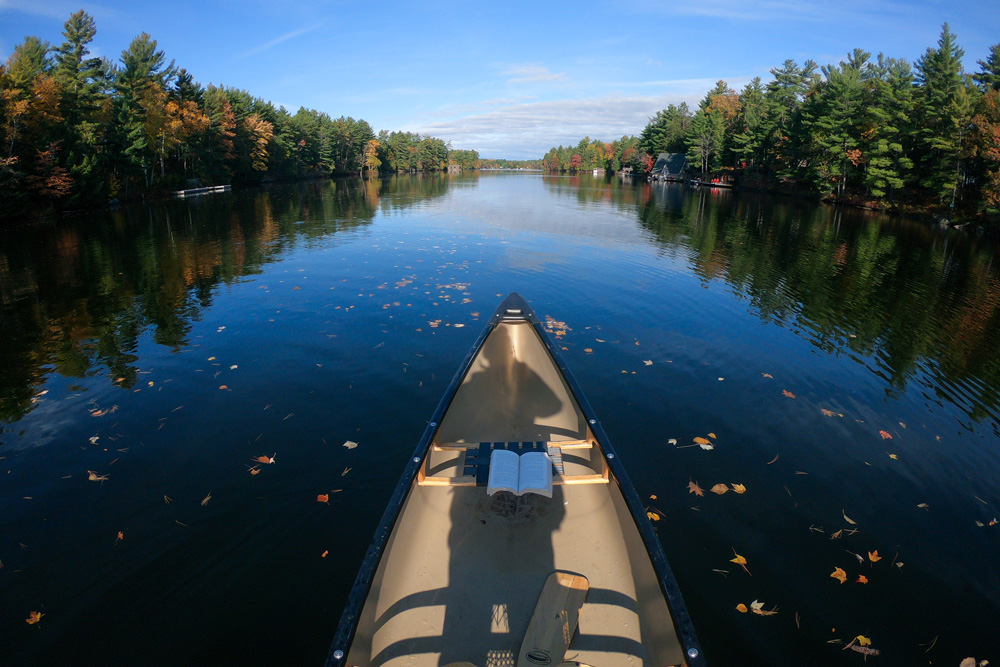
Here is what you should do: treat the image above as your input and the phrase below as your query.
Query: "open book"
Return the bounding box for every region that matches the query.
[486,449,553,498]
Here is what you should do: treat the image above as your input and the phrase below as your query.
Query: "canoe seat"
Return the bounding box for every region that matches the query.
[417,440,608,487]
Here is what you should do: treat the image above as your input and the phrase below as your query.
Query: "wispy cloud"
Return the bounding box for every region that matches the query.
[408,93,701,159]
[634,0,911,23]
[234,23,324,61]
[502,64,567,85]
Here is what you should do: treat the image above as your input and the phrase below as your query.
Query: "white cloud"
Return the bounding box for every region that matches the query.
[501,64,567,84]
[234,23,323,61]
[408,92,706,159]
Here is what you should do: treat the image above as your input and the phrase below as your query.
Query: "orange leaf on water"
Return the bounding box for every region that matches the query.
[879,430,893,440]
[693,436,711,445]
[856,575,869,584]
[731,483,747,494]
[736,603,748,613]
[710,484,730,495]
[321,550,328,558]
[783,390,796,399]
[730,549,751,575]
[26,611,43,625]
[116,531,124,543]
[688,480,705,497]
[317,494,329,503]
[831,567,848,584]
[707,433,717,439]
[868,550,882,563]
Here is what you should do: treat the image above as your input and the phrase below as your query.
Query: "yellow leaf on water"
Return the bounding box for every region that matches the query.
[736,603,748,613]
[731,483,747,494]
[831,567,848,584]
[843,510,857,525]
[856,635,872,647]
[868,550,882,563]
[646,511,660,521]
[693,436,711,445]
[730,549,751,575]
[710,484,730,495]
[856,575,869,584]
[688,480,704,497]
[26,611,43,625]
[707,433,717,439]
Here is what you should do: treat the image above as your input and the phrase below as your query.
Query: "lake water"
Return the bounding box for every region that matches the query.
[2,173,998,666]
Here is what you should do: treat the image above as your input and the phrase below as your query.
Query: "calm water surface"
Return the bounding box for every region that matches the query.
[2,173,999,666]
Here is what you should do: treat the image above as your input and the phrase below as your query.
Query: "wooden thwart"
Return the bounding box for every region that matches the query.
[518,571,589,667]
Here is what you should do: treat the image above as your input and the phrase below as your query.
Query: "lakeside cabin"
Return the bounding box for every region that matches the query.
[649,153,691,182]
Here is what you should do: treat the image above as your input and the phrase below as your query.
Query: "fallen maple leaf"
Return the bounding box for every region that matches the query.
[254,453,276,464]
[731,483,747,494]
[317,494,329,503]
[646,511,660,521]
[688,480,705,497]
[26,611,43,625]
[831,567,848,584]
[710,484,729,495]
[879,430,893,440]
[116,531,124,543]
[856,575,869,584]
[868,550,882,563]
[783,390,796,399]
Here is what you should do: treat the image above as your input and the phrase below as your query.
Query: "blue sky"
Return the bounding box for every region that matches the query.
[2,0,998,159]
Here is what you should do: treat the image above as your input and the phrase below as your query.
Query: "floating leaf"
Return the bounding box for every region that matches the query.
[830,529,843,540]
[693,436,711,445]
[707,433,717,439]
[649,494,657,500]
[647,511,660,521]
[87,470,109,481]
[699,442,715,451]
[116,531,124,543]
[219,385,229,390]
[856,575,869,584]
[917,503,929,510]
[762,373,773,379]
[830,567,848,584]
[317,494,329,503]
[736,603,748,613]
[710,484,730,495]
[856,635,872,647]
[731,483,747,494]
[688,480,704,497]
[254,453,276,464]
[820,408,843,417]
[343,440,358,450]
[321,550,329,558]
[730,549,751,575]
[782,390,796,399]
[842,510,857,525]
[584,348,593,354]
[26,611,43,625]
[643,360,653,366]
[879,430,893,440]
[201,493,212,506]
[868,550,882,563]
[667,438,677,446]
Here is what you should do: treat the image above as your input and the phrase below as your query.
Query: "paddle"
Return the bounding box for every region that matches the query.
[517,571,589,667]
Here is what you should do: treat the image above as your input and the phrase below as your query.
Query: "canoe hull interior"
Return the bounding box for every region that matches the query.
[345,319,686,666]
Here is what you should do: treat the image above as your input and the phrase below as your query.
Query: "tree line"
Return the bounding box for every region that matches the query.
[543,25,1000,218]
[0,11,481,218]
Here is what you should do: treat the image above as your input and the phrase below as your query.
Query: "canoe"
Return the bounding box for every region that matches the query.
[326,293,704,667]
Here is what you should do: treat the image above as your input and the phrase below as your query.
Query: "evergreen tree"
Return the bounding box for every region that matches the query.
[639,103,691,156]
[974,43,1000,91]
[732,78,769,176]
[915,23,974,207]
[863,55,915,202]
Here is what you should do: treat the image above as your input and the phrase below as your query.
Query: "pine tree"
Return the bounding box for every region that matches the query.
[863,55,915,202]
[974,43,1000,91]
[915,23,974,207]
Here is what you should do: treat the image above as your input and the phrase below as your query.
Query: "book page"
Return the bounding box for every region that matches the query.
[518,451,553,498]
[486,448,520,496]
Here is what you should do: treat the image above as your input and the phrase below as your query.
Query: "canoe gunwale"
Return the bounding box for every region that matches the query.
[326,293,705,667]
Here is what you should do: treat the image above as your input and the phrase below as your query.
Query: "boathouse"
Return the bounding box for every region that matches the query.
[650,153,691,182]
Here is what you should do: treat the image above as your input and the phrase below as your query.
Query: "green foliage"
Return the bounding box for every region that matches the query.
[1,11,477,217]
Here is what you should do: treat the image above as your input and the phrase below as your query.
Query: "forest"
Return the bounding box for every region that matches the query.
[0,11,480,218]
[542,25,1000,220]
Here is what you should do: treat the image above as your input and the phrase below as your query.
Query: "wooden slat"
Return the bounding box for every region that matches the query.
[517,572,589,667]
[432,439,593,452]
